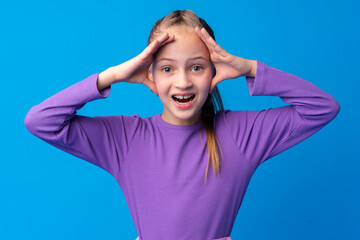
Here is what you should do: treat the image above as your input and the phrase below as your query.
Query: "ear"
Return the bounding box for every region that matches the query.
[148,63,154,82]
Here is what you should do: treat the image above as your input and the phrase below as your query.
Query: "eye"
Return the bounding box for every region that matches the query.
[161,67,172,73]
[192,66,203,72]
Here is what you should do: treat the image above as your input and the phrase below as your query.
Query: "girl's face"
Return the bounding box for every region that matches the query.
[149,27,213,126]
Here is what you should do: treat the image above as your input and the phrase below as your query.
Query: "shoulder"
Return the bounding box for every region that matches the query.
[214,109,234,130]
[214,109,261,132]
[94,114,147,133]
[96,114,143,123]
[215,109,247,124]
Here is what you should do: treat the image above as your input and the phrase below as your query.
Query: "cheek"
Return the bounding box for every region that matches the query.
[199,72,212,89]
[153,77,169,94]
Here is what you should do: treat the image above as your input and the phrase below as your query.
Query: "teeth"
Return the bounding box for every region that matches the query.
[173,95,195,105]
[174,95,194,99]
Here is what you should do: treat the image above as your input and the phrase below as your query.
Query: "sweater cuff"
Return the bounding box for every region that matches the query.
[245,60,265,96]
[90,72,111,99]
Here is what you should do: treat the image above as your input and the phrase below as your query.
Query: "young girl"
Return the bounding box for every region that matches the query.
[24,9,340,240]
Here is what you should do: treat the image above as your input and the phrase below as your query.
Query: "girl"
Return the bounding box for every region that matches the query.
[24,9,340,240]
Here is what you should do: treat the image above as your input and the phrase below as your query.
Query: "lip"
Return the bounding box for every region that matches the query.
[172,95,196,109]
[171,93,196,96]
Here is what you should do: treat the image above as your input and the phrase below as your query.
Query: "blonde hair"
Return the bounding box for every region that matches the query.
[148,10,225,184]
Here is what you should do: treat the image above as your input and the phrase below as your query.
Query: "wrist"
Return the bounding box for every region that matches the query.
[247,60,257,78]
[97,67,116,91]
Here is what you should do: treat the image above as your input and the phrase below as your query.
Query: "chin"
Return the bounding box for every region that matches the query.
[176,111,201,120]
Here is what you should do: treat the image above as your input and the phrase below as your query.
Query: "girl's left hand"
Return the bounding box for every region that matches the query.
[195,27,255,93]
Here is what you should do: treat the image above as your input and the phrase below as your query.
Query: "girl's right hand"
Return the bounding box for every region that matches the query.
[108,32,175,96]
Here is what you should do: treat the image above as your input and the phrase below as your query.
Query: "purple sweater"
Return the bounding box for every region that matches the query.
[24,60,340,240]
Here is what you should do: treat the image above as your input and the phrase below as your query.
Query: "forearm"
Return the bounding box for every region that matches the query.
[25,73,111,138]
[97,67,116,91]
[245,61,340,119]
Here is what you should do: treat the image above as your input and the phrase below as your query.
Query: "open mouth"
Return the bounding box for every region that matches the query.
[172,95,196,105]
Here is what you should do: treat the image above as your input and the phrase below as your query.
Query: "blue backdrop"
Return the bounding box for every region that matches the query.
[2,0,359,239]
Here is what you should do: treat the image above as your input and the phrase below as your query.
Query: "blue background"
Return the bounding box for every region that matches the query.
[1,0,359,239]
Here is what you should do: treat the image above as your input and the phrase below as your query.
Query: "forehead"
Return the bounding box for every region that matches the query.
[154,27,210,62]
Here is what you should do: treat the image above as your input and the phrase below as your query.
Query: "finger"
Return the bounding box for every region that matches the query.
[195,26,203,37]
[144,33,171,55]
[145,33,175,60]
[158,33,175,47]
[195,27,215,53]
[195,27,208,48]
[200,28,217,49]
[199,28,228,57]
[151,33,175,58]
[195,27,206,42]
[195,26,202,37]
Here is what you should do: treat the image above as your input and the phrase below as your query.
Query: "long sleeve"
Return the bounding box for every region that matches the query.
[24,73,141,179]
[221,60,340,167]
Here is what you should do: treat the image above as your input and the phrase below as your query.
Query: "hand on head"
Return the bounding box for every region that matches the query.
[195,27,252,93]
[110,32,175,96]
[108,26,252,96]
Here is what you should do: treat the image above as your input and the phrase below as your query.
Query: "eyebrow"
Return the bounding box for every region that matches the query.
[157,56,208,62]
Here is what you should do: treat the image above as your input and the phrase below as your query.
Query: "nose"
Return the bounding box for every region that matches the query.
[174,70,193,89]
